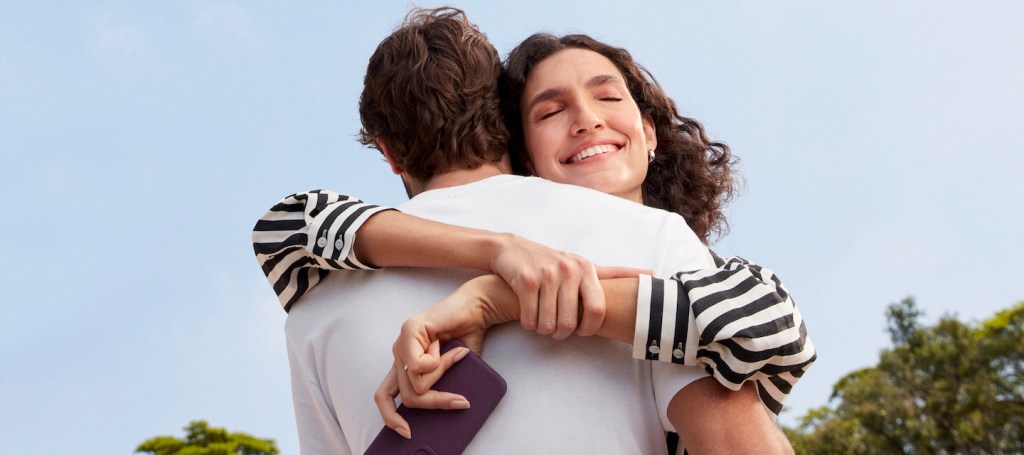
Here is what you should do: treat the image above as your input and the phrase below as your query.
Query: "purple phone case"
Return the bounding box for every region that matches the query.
[364,340,507,455]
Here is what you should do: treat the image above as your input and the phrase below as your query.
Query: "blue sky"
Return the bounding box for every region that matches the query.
[2,1,1022,453]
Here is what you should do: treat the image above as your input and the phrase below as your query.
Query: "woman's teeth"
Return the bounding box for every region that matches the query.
[569,144,618,163]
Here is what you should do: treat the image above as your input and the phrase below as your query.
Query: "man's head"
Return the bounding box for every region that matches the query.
[358,7,509,189]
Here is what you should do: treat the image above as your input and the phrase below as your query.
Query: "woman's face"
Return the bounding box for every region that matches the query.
[520,48,656,203]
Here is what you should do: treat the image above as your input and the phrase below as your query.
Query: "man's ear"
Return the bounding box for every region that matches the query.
[378,142,403,175]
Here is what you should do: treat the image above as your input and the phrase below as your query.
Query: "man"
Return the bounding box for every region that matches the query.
[255,8,805,454]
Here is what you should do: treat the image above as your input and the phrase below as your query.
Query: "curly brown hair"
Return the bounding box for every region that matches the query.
[357,7,508,183]
[500,33,738,243]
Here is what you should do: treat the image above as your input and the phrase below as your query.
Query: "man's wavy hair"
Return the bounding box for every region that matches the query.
[501,33,738,243]
[358,7,508,182]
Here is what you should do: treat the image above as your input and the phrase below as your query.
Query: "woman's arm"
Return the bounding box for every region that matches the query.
[593,255,816,419]
[634,253,815,418]
[251,189,514,309]
[252,190,391,311]
[388,254,814,418]
[252,189,627,338]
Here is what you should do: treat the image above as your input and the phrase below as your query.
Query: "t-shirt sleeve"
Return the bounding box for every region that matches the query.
[650,361,709,432]
[251,189,394,311]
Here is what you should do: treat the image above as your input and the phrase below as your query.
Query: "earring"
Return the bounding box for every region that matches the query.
[648,148,656,163]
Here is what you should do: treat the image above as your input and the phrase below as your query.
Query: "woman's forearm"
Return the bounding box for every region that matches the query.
[593,278,639,344]
[255,189,607,337]
[353,210,510,271]
[408,257,813,424]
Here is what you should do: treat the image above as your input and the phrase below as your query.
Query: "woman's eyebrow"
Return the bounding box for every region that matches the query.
[587,74,622,88]
[525,87,566,112]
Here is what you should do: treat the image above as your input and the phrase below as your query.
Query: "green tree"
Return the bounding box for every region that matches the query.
[136,420,279,455]
[786,298,1024,454]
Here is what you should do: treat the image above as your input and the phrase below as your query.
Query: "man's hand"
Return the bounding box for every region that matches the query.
[489,233,647,339]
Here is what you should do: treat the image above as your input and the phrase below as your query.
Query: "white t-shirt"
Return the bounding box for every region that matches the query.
[285,175,716,454]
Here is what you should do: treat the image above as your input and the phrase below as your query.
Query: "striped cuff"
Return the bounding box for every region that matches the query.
[632,276,698,365]
[307,202,393,270]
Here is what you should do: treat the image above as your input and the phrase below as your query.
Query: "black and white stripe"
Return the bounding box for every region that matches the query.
[252,190,391,311]
[633,255,816,418]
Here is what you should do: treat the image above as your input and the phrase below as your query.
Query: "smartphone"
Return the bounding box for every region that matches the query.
[365,339,507,455]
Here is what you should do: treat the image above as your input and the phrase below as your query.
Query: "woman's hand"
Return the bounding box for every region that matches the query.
[374,343,473,439]
[373,275,518,436]
[488,234,646,339]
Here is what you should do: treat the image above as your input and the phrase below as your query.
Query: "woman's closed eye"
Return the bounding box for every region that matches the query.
[538,108,563,120]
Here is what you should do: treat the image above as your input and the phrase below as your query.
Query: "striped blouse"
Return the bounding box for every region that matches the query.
[252,189,815,417]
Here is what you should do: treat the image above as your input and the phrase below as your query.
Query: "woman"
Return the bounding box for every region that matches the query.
[253,32,811,449]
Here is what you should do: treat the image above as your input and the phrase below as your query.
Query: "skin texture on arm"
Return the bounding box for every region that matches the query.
[590,278,639,343]
[353,210,505,271]
[350,209,631,338]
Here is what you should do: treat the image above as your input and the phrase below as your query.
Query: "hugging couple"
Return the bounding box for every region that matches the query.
[253,7,814,454]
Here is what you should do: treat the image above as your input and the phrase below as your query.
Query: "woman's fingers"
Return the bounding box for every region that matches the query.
[374,366,411,439]
[406,339,441,395]
[373,345,472,440]
[553,270,582,340]
[516,274,540,332]
[535,268,560,336]
[397,319,440,375]
[396,350,470,410]
[407,345,471,395]
[518,256,622,339]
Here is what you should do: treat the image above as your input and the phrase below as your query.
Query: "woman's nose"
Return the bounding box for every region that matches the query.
[572,102,604,135]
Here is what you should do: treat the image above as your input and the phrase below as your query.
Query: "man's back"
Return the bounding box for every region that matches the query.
[285,175,714,454]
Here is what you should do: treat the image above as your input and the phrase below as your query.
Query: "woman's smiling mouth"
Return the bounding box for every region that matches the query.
[566,144,620,164]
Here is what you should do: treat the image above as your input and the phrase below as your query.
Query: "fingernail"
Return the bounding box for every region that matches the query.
[454,347,470,361]
[450,399,471,409]
[395,426,411,439]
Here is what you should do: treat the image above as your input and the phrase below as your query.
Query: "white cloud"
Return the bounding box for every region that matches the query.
[93,12,150,59]
[194,0,271,61]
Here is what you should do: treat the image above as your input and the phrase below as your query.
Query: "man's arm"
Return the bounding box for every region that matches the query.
[668,378,794,454]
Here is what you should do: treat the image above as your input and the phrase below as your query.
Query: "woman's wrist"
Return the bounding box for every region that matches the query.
[467,274,520,328]
[483,232,518,274]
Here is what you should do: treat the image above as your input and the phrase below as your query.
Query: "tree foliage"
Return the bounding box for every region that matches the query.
[786,298,1024,454]
[136,420,279,455]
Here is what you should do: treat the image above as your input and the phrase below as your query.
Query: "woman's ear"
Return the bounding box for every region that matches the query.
[378,142,404,175]
[642,114,657,152]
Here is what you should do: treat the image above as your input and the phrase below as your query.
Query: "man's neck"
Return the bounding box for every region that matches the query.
[420,161,511,193]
